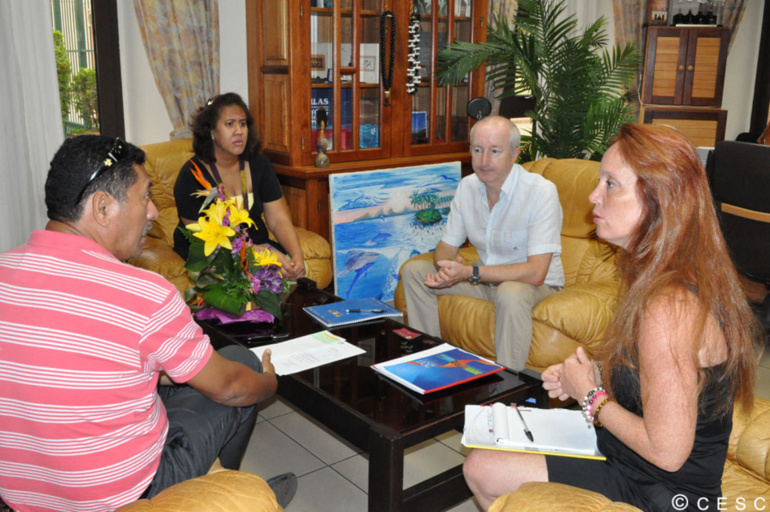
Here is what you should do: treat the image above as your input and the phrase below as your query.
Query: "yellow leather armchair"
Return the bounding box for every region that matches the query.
[115,460,284,512]
[128,138,333,293]
[489,397,770,511]
[393,158,619,372]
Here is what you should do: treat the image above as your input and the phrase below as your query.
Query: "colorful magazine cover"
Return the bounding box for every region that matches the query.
[372,343,504,394]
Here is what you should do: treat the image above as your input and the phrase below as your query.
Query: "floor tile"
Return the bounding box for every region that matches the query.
[403,438,467,490]
[286,467,368,512]
[270,410,360,465]
[330,453,368,492]
[330,439,467,496]
[445,497,484,512]
[258,395,296,421]
[755,365,770,401]
[435,429,470,456]
[241,419,325,479]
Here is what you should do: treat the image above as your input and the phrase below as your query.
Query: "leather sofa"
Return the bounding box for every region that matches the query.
[488,397,770,511]
[115,460,284,512]
[394,157,619,372]
[128,138,333,293]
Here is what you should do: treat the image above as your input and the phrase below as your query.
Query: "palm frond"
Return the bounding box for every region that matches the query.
[437,0,640,161]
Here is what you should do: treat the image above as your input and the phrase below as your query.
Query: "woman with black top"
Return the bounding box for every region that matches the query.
[173,93,305,281]
[462,123,763,511]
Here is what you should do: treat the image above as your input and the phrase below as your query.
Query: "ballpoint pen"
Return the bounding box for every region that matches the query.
[346,308,385,313]
[515,405,534,442]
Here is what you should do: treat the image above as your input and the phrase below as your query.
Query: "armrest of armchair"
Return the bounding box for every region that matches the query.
[115,461,283,512]
[393,247,479,320]
[528,278,619,370]
[489,482,641,512]
[722,397,770,507]
[393,251,435,319]
[295,227,332,290]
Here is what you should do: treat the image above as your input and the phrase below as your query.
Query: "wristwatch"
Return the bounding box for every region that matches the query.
[468,265,481,285]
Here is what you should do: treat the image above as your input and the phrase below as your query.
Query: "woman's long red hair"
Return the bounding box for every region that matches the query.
[602,123,761,415]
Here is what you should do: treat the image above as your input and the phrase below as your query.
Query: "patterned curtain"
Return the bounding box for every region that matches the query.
[486,0,518,111]
[722,0,749,50]
[133,0,219,139]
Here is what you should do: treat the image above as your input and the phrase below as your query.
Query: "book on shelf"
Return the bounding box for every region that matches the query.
[303,297,402,328]
[249,330,365,375]
[371,343,504,394]
[461,403,606,460]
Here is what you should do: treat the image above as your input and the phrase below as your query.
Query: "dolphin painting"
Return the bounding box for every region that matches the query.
[337,250,380,297]
[364,232,392,246]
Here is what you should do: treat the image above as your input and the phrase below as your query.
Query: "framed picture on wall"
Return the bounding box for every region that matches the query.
[646,0,670,24]
[650,10,668,24]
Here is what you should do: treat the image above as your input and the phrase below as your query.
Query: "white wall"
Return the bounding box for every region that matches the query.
[117,0,248,146]
[118,0,764,145]
[723,0,764,139]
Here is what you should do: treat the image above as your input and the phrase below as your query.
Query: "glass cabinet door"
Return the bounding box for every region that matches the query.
[309,0,384,160]
[410,0,476,150]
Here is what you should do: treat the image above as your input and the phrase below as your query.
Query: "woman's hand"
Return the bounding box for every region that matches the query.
[269,249,304,281]
[542,363,570,401]
[281,257,306,281]
[559,347,598,401]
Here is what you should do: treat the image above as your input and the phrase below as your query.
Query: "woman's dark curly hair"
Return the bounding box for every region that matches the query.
[190,92,260,163]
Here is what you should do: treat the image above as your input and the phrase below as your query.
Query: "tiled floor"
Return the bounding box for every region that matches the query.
[241,334,770,512]
[241,393,481,511]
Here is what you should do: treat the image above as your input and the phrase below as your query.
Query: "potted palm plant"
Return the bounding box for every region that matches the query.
[437,0,640,161]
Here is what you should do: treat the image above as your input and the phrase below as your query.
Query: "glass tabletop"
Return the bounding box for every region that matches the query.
[200,279,539,435]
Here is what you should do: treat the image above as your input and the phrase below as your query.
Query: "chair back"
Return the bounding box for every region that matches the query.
[709,141,770,283]
[141,138,195,247]
[522,158,616,287]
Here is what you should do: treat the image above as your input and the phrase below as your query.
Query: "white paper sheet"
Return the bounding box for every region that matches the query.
[250,331,366,375]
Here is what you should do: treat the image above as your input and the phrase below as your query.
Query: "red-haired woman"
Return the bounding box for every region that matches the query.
[463,123,762,511]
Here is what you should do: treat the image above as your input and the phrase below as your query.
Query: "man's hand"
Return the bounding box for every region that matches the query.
[261,349,276,376]
[424,256,469,289]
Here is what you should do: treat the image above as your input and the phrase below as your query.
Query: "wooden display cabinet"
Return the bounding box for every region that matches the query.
[247,0,487,240]
[641,106,727,147]
[641,26,729,107]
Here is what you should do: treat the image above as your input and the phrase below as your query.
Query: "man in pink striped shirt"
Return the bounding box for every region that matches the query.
[0,136,294,511]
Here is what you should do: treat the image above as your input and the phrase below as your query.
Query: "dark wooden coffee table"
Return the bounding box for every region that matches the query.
[200,279,547,512]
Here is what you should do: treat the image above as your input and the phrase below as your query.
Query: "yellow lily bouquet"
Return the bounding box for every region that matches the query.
[181,186,288,322]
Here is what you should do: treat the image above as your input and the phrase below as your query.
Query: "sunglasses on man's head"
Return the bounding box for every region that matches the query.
[76,138,128,204]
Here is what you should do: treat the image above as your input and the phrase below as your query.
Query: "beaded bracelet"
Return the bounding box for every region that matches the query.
[581,387,607,422]
[587,391,608,421]
[593,396,616,428]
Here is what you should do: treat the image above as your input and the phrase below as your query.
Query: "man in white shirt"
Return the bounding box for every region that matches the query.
[402,116,564,370]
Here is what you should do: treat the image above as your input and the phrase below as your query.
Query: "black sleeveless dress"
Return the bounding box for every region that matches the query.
[546,363,732,512]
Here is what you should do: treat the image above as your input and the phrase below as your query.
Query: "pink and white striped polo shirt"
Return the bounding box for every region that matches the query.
[0,230,213,512]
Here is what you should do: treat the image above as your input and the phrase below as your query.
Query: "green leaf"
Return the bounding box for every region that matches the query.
[184,237,212,273]
[253,288,283,320]
[202,285,246,316]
